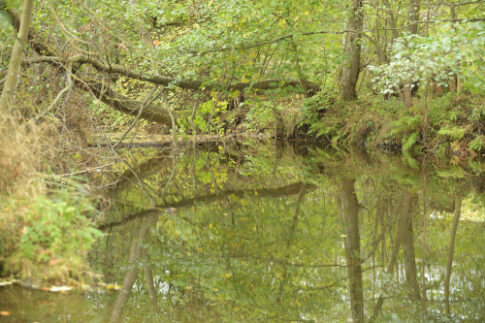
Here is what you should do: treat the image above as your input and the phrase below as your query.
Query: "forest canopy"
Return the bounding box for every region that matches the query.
[1,0,483,125]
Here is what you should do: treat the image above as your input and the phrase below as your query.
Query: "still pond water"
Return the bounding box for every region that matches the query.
[1,141,484,322]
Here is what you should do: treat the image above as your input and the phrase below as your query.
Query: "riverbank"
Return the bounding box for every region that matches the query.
[0,118,102,287]
[296,92,484,162]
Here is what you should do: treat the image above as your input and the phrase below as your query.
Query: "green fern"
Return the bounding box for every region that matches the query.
[469,135,484,152]
[437,126,467,141]
[391,115,423,136]
[402,132,419,153]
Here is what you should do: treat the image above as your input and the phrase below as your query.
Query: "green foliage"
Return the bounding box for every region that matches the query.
[1,178,102,284]
[370,22,485,95]
[388,114,424,159]
[437,126,468,141]
[297,91,346,140]
[300,91,334,125]
[401,132,420,168]
[402,131,419,153]
[469,135,484,153]
[243,99,275,132]
[390,115,423,136]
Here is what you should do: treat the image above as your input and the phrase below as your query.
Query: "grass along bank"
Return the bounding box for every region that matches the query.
[0,118,102,288]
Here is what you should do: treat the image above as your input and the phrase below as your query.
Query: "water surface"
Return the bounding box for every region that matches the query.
[1,141,484,322]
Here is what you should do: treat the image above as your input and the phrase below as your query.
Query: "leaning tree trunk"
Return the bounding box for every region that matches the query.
[340,0,364,100]
[0,0,34,113]
[445,198,462,317]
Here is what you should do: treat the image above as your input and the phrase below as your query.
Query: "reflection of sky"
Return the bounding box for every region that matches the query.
[428,196,484,222]
[462,196,485,222]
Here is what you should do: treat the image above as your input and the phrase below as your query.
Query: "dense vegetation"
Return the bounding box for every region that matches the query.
[0,0,483,298]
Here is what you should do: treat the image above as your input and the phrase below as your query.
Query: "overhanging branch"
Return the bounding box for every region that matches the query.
[77,77,173,125]
[69,54,320,93]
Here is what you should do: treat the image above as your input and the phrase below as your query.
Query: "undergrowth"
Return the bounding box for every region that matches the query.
[0,118,102,286]
[298,92,485,161]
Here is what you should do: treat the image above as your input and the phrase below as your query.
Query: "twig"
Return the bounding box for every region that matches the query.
[36,62,73,120]
[56,163,115,177]
[113,85,160,149]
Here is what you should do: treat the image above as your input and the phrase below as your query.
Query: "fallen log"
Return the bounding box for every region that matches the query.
[89,133,272,149]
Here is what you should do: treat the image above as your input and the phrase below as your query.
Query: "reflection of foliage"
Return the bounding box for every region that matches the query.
[97,145,484,322]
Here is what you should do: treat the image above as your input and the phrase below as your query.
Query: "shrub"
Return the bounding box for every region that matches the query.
[0,179,102,285]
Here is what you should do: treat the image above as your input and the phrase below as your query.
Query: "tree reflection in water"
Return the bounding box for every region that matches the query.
[1,143,483,322]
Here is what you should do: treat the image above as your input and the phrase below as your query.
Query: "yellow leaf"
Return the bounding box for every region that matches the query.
[106,284,121,290]
[0,311,11,316]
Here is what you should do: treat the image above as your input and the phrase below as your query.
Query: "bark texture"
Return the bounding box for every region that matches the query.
[402,0,420,108]
[340,0,364,100]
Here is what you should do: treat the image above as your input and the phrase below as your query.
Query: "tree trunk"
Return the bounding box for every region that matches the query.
[445,198,462,317]
[0,0,34,113]
[449,4,460,92]
[340,0,364,100]
[407,0,420,35]
[144,264,160,312]
[339,178,364,323]
[402,207,421,301]
[402,0,420,108]
[110,218,152,323]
